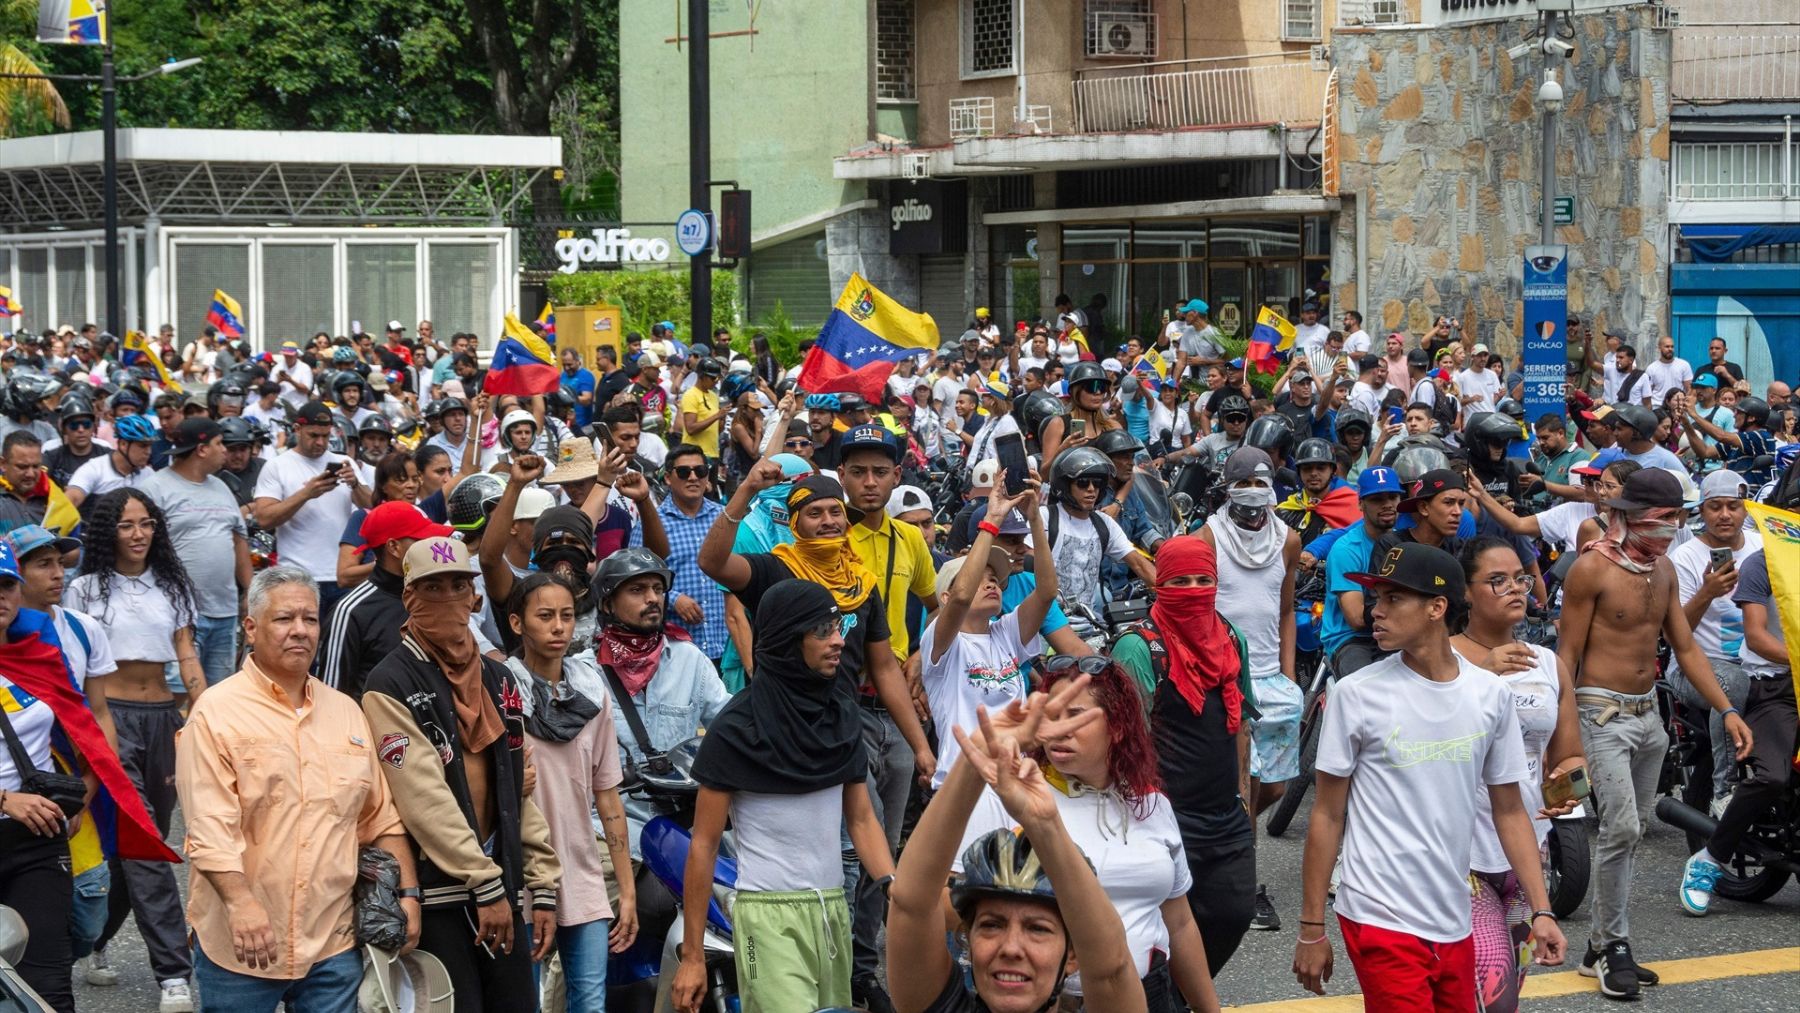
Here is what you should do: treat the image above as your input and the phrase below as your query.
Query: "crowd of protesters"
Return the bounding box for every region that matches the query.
[0,300,1794,1013]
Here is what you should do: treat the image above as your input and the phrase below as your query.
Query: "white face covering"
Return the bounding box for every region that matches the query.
[1227,486,1277,509]
[1211,480,1286,567]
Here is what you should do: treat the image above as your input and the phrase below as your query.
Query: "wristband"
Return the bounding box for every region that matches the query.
[396,887,422,901]
[723,506,747,524]
[977,520,1001,537]
[1530,910,1556,923]
[1297,934,1329,946]
[1722,707,1740,718]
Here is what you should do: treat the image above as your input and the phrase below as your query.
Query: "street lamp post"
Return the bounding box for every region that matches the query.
[0,56,200,337]
[1538,11,1565,245]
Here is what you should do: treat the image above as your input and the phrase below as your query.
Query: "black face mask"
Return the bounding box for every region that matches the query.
[1228,502,1271,530]
[533,547,593,601]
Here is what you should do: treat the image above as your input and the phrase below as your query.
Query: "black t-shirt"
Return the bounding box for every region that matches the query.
[596,368,633,406]
[43,444,106,489]
[741,553,890,686]
[1152,678,1252,854]
[1271,396,1316,437]
[920,969,984,1013]
[813,429,844,471]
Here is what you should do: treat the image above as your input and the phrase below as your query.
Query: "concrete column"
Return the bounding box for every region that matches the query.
[141,215,162,335]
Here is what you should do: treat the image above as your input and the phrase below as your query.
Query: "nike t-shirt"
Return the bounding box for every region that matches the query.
[1315,652,1528,942]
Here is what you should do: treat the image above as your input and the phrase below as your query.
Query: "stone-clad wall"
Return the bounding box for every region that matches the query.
[1329,7,1671,360]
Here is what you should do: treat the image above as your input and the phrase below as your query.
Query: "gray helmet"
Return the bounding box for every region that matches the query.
[592,547,675,605]
[1465,411,1525,452]
[1244,414,1296,459]
[1216,393,1251,421]
[358,413,394,437]
[1066,360,1109,390]
[1093,428,1144,458]
[1048,446,1113,503]
[1293,437,1336,468]
[218,417,257,447]
[447,472,506,532]
[5,370,62,420]
[1334,407,1373,437]
[1392,442,1452,485]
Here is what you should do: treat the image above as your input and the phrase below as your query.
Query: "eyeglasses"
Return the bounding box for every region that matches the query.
[1071,478,1106,491]
[1045,654,1111,676]
[785,439,814,450]
[805,613,850,640]
[669,465,708,481]
[115,519,158,535]
[63,419,94,430]
[1482,575,1534,596]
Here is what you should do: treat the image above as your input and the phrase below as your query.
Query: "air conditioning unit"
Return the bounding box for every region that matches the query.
[1309,44,1332,68]
[1097,19,1153,57]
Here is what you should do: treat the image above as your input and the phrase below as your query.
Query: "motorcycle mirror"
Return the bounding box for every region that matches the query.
[0,906,27,966]
[1171,492,1194,516]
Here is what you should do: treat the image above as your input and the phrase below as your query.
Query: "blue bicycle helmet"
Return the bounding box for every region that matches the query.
[113,414,158,443]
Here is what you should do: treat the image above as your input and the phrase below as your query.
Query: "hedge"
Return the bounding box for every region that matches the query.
[546,269,738,344]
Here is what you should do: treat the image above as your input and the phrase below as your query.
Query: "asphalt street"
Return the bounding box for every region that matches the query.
[68,794,1798,1011]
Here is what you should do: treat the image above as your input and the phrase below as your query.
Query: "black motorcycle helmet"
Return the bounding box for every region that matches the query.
[358,414,394,437]
[1334,407,1373,440]
[1016,389,1068,446]
[1244,415,1296,460]
[1737,396,1771,428]
[447,472,505,532]
[1048,447,1113,503]
[1066,360,1109,391]
[56,391,95,426]
[1293,437,1336,468]
[592,547,676,612]
[1092,428,1144,458]
[207,380,247,415]
[1493,397,1526,421]
[1216,393,1251,422]
[1465,411,1525,457]
[5,371,63,421]
[218,417,258,447]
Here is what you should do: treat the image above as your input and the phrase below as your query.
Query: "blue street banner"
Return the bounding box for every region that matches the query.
[1522,244,1569,431]
[37,0,107,45]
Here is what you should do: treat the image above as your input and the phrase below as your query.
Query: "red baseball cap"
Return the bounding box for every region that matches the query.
[356,502,452,554]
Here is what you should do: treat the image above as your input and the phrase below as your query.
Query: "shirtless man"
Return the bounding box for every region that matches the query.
[1556,467,1752,1000]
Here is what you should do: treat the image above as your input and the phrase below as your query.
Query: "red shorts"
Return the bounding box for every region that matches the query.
[1338,915,1476,1012]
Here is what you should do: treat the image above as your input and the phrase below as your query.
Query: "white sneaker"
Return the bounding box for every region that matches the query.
[1709,790,1734,820]
[83,950,118,986]
[159,979,194,1013]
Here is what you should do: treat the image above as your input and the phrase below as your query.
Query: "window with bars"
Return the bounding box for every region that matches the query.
[427,243,498,340]
[877,0,916,100]
[173,243,250,342]
[261,244,336,342]
[1283,0,1321,42]
[962,0,1016,79]
[1339,0,1402,25]
[346,244,419,336]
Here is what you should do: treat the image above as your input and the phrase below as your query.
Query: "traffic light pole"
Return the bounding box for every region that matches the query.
[688,0,713,346]
[102,40,121,338]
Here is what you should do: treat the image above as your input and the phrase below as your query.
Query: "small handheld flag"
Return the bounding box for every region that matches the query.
[0,285,20,317]
[1134,347,1170,381]
[484,313,562,396]
[535,301,556,343]
[206,289,246,338]
[120,331,182,391]
[1245,306,1297,374]
[796,273,939,402]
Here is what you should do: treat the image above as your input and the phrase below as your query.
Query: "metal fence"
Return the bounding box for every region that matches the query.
[1673,140,1799,201]
[1072,58,1328,133]
[1673,33,1800,101]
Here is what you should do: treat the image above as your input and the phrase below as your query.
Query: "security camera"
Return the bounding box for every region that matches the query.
[1543,38,1575,58]
[1537,75,1565,113]
[1506,42,1534,60]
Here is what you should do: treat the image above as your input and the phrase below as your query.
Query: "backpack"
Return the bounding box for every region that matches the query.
[1045,499,1111,559]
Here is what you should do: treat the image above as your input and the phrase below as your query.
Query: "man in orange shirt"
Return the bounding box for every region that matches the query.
[176,565,421,1011]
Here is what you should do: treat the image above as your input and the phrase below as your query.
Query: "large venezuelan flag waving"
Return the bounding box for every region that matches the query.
[484,313,562,396]
[1245,306,1296,374]
[1743,501,1800,759]
[797,273,938,402]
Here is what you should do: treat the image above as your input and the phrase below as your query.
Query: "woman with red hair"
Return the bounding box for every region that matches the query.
[952,658,1219,1013]
[1112,534,1257,977]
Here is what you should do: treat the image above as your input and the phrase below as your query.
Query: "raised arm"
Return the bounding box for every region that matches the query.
[697,457,783,593]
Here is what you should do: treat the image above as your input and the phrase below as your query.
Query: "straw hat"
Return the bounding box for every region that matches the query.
[542,436,601,485]
[357,945,454,1013]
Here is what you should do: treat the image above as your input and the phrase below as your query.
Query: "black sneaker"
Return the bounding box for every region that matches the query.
[1594,941,1642,1000]
[1580,941,1661,986]
[1251,883,1281,931]
[853,975,896,1013]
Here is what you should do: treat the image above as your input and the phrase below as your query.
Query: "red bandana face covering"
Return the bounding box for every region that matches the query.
[598,622,693,697]
[1586,506,1681,573]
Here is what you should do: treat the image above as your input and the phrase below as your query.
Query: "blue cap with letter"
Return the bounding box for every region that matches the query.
[1358,466,1403,496]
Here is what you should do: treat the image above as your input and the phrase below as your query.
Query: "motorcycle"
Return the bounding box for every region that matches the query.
[1265,658,1330,838]
[1066,579,1151,654]
[0,906,53,1012]
[602,738,741,1013]
[1656,760,1800,906]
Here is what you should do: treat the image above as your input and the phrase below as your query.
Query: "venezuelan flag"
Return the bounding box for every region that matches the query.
[1743,500,1800,758]
[1245,306,1296,374]
[535,301,556,343]
[484,312,561,396]
[206,289,245,338]
[0,285,19,317]
[121,330,181,391]
[797,273,938,402]
[1064,325,1093,360]
[1134,346,1170,381]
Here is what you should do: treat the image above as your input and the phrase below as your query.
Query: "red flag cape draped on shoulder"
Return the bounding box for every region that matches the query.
[3,620,180,863]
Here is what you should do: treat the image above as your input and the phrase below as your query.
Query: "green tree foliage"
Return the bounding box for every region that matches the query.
[547,269,737,344]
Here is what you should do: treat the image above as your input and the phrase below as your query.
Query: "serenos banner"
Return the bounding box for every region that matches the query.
[1521,244,1569,430]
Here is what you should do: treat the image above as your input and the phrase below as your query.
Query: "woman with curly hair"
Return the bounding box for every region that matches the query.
[952,657,1220,1013]
[335,451,423,588]
[64,487,201,1010]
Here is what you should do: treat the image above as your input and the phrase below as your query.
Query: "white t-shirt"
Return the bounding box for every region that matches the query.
[1456,368,1502,415]
[1412,377,1439,408]
[1601,358,1626,402]
[1344,328,1373,356]
[52,606,117,685]
[1644,357,1694,407]
[923,611,1032,788]
[1036,503,1134,610]
[954,786,1191,988]
[729,787,844,892]
[253,448,358,581]
[1457,644,1561,873]
[65,571,194,664]
[1349,382,1383,418]
[1534,500,1595,551]
[1314,652,1529,942]
[271,359,314,409]
[931,377,963,422]
[0,675,57,793]
[1670,534,1762,662]
[67,455,144,499]
[967,410,1019,472]
[1295,322,1331,355]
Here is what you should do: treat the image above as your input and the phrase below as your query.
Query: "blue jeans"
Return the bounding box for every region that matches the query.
[557,917,612,1010]
[194,614,239,687]
[193,944,360,1013]
[69,863,110,960]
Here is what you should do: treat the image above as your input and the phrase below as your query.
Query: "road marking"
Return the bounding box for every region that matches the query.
[1227,946,1800,1009]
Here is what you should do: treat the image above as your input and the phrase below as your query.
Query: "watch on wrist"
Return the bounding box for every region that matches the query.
[396,887,422,901]
[874,874,895,898]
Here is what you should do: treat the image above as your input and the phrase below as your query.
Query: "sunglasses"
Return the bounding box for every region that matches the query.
[805,613,851,640]
[63,418,94,430]
[669,465,708,481]
[1071,478,1106,491]
[1045,654,1110,676]
[785,439,814,450]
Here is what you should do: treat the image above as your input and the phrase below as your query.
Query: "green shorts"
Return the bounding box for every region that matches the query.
[733,887,853,1013]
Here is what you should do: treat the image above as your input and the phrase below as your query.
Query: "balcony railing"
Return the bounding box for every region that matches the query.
[1072,56,1329,134]
[1673,32,1800,101]
[1673,140,1799,201]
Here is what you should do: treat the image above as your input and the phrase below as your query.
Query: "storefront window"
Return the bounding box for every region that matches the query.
[428,243,498,340]
[347,244,419,336]
[1209,218,1299,259]
[173,243,251,344]
[262,245,336,342]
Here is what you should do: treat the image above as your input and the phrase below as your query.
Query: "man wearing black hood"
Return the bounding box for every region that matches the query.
[670,580,895,1013]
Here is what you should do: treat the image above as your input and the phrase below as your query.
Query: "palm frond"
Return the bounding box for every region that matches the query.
[0,44,72,135]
